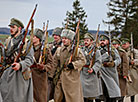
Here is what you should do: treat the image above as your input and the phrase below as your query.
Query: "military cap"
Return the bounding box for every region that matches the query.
[8,18,24,28]
[121,38,130,44]
[99,34,109,41]
[52,27,62,36]
[84,33,94,40]
[112,38,121,45]
[61,29,75,41]
[34,28,44,41]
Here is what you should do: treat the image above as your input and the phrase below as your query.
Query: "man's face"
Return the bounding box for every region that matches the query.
[33,35,40,46]
[100,39,109,47]
[10,25,20,36]
[84,38,92,47]
[122,42,130,49]
[113,43,120,49]
[62,37,71,46]
[53,34,61,42]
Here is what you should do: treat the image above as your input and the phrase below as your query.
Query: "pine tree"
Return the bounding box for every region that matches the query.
[104,0,138,47]
[63,0,88,39]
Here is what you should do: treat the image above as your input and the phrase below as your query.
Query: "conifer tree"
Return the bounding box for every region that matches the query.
[64,0,88,39]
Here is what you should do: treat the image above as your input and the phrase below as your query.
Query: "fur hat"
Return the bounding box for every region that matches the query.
[34,28,44,41]
[61,29,75,41]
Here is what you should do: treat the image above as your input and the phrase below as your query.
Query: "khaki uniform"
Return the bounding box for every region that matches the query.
[116,47,129,96]
[31,44,53,102]
[125,48,138,96]
[53,45,86,102]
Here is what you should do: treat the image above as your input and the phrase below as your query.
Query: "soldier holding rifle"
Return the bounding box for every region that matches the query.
[31,27,53,102]
[95,34,121,102]
[0,4,37,102]
[80,32,102,102]
[112,38,129,102]
[53,28,86,102]
[121,37,138,102]
[0,17,34,102]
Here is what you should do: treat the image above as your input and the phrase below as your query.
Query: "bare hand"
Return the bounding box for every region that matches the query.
[12,62,21,71]
[123,76,127,79]
[131,60,134,65]
[88,68,93,74]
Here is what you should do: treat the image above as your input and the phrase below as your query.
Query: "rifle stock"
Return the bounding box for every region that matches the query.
[38,20,49,64]
[131,33,134,61]
[68,19,80,64]
[89,24,100,68]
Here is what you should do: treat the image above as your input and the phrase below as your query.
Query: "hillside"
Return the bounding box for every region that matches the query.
[0,27,105,36]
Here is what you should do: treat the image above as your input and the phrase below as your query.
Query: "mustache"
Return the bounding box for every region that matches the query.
[100,42,104,45]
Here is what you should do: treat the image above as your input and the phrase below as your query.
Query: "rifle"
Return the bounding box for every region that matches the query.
[89,24,100,68]
[14,4,38,62]
[65,18,69,29]
[108,25,112,61]
[38,20,49,64]
[43,22,45,31]
[68,19,80,64]
[130,33,134,61]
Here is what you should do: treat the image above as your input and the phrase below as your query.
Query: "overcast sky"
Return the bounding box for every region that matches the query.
[0,0,110,30]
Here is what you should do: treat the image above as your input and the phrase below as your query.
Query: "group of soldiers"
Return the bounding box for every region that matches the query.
[0,17,138,102]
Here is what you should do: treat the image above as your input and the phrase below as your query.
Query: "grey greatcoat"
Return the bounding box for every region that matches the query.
[81,45,102,98]
[0,34,34,102]
[99,46,121,98]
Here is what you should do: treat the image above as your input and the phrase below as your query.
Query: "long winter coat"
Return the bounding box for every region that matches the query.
[53,45,86,102]
[125,48,138,96]
[31,44,53,102]
[80,45,102,98]
[99,46,121,98]
[117,47,129,96]
[0,34,34,102]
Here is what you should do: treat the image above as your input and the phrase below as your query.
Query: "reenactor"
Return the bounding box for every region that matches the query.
[0,18,34,102]
[49,27,62,56]
[112,38,129,102]
[96,34,121,102]
[31,28,53,102]
[48,27,62,101]
[80,33,102,102]
[0,40,4,102]
[121,38,138,102]
[53,29,86,102]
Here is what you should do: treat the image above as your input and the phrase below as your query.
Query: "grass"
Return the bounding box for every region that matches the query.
[0,34,54,44]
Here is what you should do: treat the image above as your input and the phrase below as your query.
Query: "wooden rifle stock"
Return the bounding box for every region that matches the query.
[38,20,49,64]
[65,18,69,29]
[42,20,49,64]
[43,22,45,31]
[14,4,38,62]
[89,24,100,68]
[68,19,80,64]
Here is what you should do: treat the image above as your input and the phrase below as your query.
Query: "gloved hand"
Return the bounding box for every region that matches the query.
[67,63,74,69]
[48,77,53,81]
[103,61,115,67]
[37,64,45,70]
